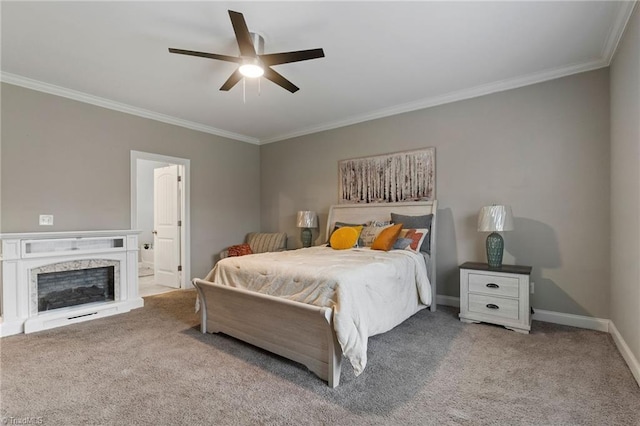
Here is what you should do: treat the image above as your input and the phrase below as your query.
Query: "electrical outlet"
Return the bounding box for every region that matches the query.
[530,282,535,294]
[39,214,54,226]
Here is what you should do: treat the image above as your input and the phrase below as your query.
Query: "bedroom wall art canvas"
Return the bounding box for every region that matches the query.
[339,148,435,204]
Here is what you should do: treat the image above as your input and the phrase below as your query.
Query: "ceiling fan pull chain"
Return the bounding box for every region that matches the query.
[258,78,261,96]
[243,78,246,104]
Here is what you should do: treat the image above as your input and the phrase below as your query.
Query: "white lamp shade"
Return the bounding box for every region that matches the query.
[477,205,514,232]
[297,211,318,228]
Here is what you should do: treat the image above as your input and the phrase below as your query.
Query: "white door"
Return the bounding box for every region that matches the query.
[153,165,181,288]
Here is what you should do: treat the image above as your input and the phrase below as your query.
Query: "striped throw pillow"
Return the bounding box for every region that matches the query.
[247,232,287,253]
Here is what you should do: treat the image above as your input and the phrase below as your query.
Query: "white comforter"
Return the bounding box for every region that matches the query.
[204,246,431,375]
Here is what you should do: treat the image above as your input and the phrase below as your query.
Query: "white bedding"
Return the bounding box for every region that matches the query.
[204,246,432,375]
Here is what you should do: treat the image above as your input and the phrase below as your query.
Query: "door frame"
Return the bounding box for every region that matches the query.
[130,150,191,289]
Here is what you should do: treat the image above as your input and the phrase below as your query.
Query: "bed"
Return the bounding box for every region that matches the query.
[192,201,437,387]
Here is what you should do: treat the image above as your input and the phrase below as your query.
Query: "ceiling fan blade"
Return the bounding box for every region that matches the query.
[260,48,325,66]
[228,10,256,57]
[263,67,299,93]
[220,69,243,91]
[168,48,241,63]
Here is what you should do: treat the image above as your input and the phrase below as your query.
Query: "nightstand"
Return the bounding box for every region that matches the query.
[459,262,532,334]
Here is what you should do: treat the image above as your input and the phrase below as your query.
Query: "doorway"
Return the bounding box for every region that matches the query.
[130,151,191,297]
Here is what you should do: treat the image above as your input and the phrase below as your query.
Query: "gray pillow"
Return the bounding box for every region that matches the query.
[392,237,413,250]
[390,213,433,253]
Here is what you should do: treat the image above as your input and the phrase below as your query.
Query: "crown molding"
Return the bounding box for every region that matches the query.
[260,58,608,145]
[0,54,610,147]
[602,1,638,65]
[0,72,260,145]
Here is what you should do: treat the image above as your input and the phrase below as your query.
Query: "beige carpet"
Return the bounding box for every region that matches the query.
[1,289,638,425]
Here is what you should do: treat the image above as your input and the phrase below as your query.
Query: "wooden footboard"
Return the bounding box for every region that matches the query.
[192,278,343,387]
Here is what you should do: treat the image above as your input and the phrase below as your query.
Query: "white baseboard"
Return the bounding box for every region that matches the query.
[609,321,640,388]
[436,294,639,388]
[531,308,610,332]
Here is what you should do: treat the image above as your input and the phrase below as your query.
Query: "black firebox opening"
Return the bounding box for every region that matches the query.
[37,266,115,312]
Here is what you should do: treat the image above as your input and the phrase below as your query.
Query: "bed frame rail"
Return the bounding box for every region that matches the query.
[192,278,343,387]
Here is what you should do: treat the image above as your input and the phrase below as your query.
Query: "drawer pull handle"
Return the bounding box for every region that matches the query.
[486,283,500,289]
[486,303,499,310]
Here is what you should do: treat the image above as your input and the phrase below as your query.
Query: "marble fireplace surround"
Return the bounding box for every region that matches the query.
[0,230,143,336]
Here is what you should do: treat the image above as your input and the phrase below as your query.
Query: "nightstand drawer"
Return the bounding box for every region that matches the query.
[468,273,519,298]
[468,294,519,320]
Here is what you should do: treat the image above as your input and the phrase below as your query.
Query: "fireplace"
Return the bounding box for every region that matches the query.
[0,230,143,336]
[30,259,121,314]
[36,265,116,312]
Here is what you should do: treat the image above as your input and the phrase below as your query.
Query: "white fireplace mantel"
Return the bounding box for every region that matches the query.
[0,230,144,337]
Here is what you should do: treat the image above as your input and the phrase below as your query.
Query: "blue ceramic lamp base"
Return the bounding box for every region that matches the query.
[301,228,312,248]
[486,232,504,268]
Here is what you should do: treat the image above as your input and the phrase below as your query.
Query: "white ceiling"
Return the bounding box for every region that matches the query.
[1,1,635,145]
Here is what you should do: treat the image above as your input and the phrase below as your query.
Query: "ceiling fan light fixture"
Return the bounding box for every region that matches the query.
[239,60,264,78]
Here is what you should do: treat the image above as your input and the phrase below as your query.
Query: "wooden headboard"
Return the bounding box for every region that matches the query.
[326,201,438,311]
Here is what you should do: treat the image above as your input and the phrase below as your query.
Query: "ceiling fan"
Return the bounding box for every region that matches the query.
[169,10,325,93]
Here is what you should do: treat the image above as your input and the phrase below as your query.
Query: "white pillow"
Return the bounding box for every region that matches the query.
[399,228,429,252]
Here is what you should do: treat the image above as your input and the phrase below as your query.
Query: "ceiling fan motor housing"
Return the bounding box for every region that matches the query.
[248,32,264,56]
[240,32,266,76]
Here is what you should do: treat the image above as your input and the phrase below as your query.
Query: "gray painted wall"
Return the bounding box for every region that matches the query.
[610,5,640,373]
[260,69,611,318]
[1,83,261,279]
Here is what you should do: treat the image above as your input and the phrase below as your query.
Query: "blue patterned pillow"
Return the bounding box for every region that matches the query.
[392,238,413,250]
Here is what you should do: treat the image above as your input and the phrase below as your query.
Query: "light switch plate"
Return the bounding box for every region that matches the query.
[39,214,54,226]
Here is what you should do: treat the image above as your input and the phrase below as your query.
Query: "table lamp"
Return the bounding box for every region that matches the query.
[297,211,318,248]
[477,205,514,268]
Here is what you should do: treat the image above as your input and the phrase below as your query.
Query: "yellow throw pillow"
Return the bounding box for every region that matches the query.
[371,223,403,251]
[330,226,360,250]
[359,223,394,247]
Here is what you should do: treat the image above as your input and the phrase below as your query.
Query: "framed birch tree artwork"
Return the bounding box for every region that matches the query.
[338,148,435,204]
